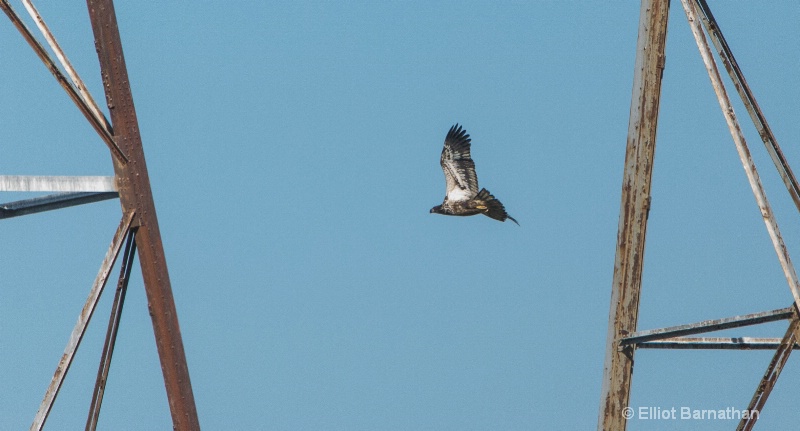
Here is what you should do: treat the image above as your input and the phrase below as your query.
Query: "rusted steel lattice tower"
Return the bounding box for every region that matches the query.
[599,0,800,430]
[1,1,200,430]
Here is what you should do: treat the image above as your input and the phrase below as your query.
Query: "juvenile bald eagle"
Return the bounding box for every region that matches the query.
[430,124,519,225]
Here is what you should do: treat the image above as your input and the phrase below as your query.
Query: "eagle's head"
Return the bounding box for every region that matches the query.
[430,205,444,215]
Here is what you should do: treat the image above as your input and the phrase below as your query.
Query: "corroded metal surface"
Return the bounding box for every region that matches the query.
[637,337,800,350]
[0,0,126,163]
[597,1,670,430]
[86,0,200,429]
[621,307,795,345]
[681,0,800,312]
[737,319,800,430]
[20,0,112,135]
[695,0,800,213]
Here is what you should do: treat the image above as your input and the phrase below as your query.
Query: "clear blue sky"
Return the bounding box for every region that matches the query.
[2,1,799,430]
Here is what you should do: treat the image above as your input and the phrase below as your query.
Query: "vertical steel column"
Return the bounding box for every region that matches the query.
[597,1,670,430]
[85,1,200,429]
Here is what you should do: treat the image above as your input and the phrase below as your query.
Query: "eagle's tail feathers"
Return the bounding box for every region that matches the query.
[476,188,519,225]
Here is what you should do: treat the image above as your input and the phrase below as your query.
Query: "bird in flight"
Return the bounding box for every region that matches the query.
[430,124,519,225]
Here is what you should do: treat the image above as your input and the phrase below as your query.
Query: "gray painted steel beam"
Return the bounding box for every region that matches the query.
[0,192,119,219]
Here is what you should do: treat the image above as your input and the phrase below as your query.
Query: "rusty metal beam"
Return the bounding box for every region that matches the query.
[20,0,112,136]
[0,0,127,163]
[737,318,800,431]
[694,0,800,213]
[637,337,800,350]
[30,211,135,431]
[85,1,200,429]
[681,0,800,311]
[597,1,670,430]
[85,229,137,431]
[620,306,795,345]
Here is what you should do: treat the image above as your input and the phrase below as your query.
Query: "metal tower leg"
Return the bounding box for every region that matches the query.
[86,1,201,429]
[597,1,670,429]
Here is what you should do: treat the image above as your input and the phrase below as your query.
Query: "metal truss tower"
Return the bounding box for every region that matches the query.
[599,1,800,430]
[1,1,200,429]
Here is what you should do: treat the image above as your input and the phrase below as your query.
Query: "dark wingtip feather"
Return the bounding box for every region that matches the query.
[445,123,470,148]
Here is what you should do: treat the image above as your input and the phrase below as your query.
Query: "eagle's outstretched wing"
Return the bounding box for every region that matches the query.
[440,124,479,202]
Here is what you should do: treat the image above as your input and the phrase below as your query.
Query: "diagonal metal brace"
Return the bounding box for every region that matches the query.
[20,0,113,138]
[0,0,128,164]
[737,317,800,431]
[85,228,137,431]
[694,0,800,213]
[30,211,135,431]
[681,0,800,313]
